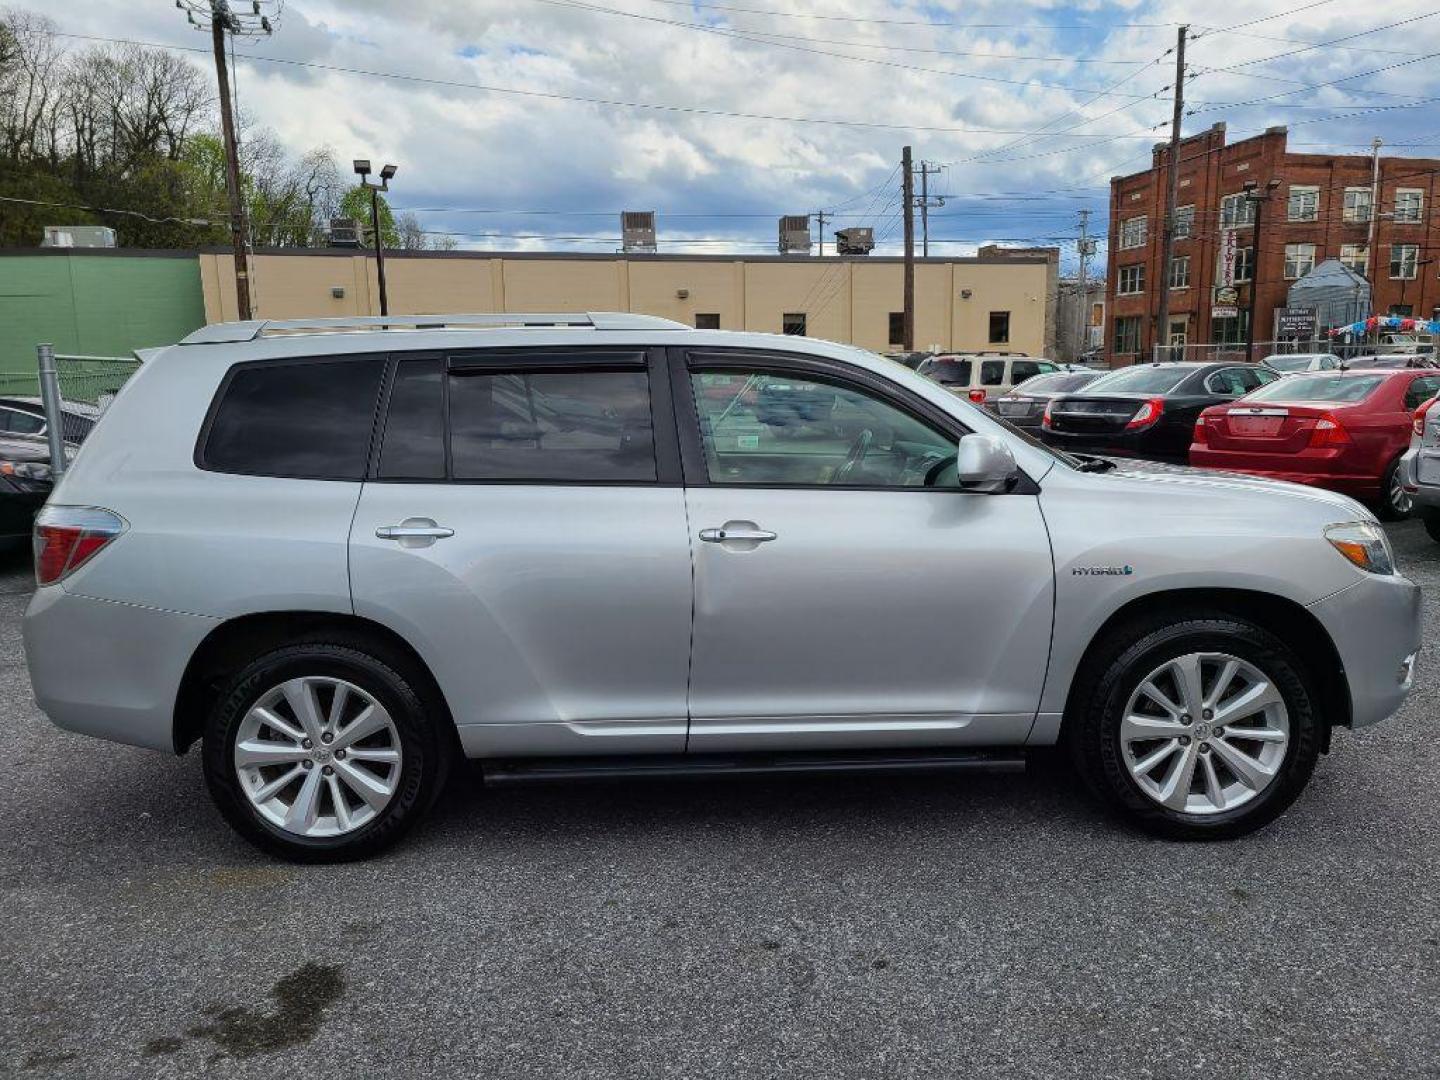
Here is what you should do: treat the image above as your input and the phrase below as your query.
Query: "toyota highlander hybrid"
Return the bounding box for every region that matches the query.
[22,314,1422,861]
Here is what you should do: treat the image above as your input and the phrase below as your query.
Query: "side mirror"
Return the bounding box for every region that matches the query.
[956,434,1017,494]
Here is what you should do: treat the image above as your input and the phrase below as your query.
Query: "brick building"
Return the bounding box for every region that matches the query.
[1106,123,1440,365]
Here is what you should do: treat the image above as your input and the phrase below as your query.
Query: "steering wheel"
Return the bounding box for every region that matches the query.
[831,428,874,484]
[923,452,958,487]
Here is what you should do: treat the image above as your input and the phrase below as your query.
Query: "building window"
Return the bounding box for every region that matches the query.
[1343,187,1373,223]
[1234,247,1255,284]
[1220,193,1256,227]
[694,313,720,329]
[1118,216,1147,250]
[888,312,905,347]
[1090,301,1104,326]
[1391,243,1419,280]
[1118,264,1144,295]
[1284,243,1317,280]
[1340,243,1369,275]
[1394,188,1424,224]
[782,312,806,336]
[1211,310,1251,346]
[1390,304,1415,317]
[1114,316,1142,354]
[1287,185,1319,222]
[1168,255,1191,290]
[1174,205,1195,239]
[988,311,1011,344]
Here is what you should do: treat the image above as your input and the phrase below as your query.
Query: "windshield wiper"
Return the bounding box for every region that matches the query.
[1072,454,1117,473]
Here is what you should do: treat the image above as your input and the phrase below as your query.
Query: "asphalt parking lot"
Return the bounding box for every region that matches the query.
[2,523,1437,1079]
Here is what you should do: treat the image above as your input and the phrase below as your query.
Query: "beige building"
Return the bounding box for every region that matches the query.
[200,248,1059,355]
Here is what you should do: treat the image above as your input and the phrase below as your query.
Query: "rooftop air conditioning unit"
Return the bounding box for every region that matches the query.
[621,211,657,253]
[41,225,117,248]
[835,227,874,255]
[329,217,362,247]
[778,215,812,254]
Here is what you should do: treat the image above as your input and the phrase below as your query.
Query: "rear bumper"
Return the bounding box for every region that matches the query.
[23,586,217,752]
[1308,572,1422,729]
[1399,448,1440,512]
[1189,450,1382,500]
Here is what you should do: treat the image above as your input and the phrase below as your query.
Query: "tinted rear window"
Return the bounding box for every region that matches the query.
[448,369,656,482]
[203,356,384,479]
[1086,365,1191,394]
[918,358,972,385]
[1246,375,1385,403]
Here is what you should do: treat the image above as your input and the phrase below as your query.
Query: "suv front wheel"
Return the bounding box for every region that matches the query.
[202,643,452,862]
[1068,614,1322,840]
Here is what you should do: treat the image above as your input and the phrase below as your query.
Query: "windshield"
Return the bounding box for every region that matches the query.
[1085,365,1191,395]
[1265,355,1325,371]
[917,357,972,386]
[1245,374,1384,403]
[1013,372,1099,395]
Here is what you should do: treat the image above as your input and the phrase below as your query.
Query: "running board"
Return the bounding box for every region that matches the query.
[482,749,1026,786]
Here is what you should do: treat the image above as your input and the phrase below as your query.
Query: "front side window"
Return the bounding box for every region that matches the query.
[989,311,1011,344]
[1118,264,1144,295]
[448,368,656,482]
[1343,187,1373,223]
[0,407,44,435]
[1118,217,1147,249]
[1390,243,1419,280]
[1205,368,1257,396]
[1284,244,1317,280]
[203,355,385,479]
[1404,375,1440,410]
[1288,185,1319,222]
[1394,189,1424,224]
[689,370,957,488]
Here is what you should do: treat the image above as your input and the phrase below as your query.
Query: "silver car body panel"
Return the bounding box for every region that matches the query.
[24,320,1422,758]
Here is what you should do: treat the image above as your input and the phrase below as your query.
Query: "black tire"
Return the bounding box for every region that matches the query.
[1376,456,1412,521]
[1423,513,1440,544]
[1066,612,1322,840]
[203,643,453,863]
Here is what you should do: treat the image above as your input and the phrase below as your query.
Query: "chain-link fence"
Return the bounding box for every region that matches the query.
[1147,340,1385,364]
[33,345,142,476]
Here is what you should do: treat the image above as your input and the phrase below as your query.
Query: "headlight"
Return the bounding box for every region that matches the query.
[1325,521,1395,575]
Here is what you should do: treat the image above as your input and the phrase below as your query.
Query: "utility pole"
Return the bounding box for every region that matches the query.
[1154,24,1187,362]
[1076,208,1092,363]
[916,161,944,256]
[1365,136,1383,335]
[1243,178,1281,363]
[814,209,826,257]
[902,145,915,350]
[179,2,280,321]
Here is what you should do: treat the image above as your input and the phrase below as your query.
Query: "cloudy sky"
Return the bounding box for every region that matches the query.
[34,0,1440,265]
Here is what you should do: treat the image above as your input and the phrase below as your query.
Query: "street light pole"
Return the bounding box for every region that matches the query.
[354,159,398,317]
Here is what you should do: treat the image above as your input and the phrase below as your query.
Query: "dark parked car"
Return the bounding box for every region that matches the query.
[0,435,57,545]
[1040,361,1282,463]
[990,369,1104,430]
[1343,354,1440,370]
[0,396,100,443]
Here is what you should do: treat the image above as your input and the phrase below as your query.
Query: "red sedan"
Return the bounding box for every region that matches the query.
[1190,368,1440,518]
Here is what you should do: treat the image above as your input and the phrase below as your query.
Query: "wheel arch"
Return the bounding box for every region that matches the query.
[173,610,457,754]
[1059,587,1350,742]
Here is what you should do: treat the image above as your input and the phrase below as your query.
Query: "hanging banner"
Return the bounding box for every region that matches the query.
[1219,228,1238,288]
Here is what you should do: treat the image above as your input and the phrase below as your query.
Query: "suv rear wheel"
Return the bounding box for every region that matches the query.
[1068,614,1322,840]
[1378,456,1412,520]
[202,643,452,862]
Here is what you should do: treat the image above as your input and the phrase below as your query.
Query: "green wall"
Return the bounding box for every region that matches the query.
[0,253,206,379]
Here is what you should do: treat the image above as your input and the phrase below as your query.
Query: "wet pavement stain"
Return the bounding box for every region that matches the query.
[154,962,345,1060]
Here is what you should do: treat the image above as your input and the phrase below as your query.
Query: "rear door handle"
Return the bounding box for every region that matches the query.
[376,518,454,545]
[700,525,777,543]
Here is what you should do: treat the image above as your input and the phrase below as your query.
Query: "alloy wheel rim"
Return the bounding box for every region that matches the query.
[1390,470,1412,516]
[234,676,403,838]
[1120,652,1289,816]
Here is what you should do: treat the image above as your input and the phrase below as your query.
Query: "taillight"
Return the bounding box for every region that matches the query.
[33,506,126,586]
[1042,402,1054,429]
[1309,414,1352,449]
[1193,414,1210,445]
[968,388,987,404]
[1413,396,1437,436]
[1126,397,1165,429]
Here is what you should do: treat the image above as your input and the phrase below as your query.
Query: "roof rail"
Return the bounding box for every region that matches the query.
[179,311,691,345]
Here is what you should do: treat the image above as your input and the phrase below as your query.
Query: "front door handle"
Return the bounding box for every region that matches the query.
[376,518,454,547]
[700,524,777,543]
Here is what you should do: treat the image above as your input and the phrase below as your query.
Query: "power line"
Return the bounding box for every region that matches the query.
[622,0,1182,30]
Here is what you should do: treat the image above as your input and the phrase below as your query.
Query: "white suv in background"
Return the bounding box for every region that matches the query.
[23,313,1420,861]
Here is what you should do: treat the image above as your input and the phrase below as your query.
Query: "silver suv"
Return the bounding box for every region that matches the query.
[23,313,1421,861]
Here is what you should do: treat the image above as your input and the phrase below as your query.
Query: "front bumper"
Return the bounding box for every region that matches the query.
[1307,570,1422,728]
[24,586,218,752]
